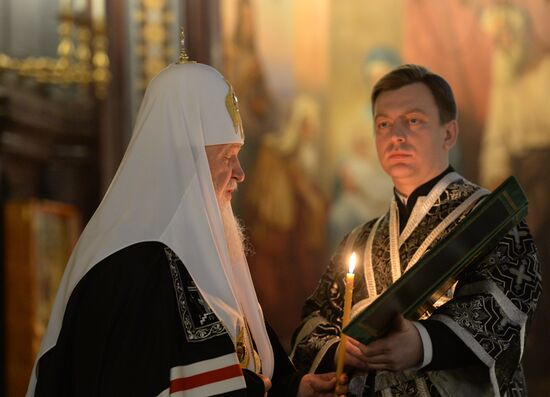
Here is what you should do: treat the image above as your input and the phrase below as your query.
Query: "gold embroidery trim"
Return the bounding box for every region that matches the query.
[236,323,249,369]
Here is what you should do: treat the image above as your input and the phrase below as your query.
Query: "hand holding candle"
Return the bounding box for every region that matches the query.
[334,252,356,394]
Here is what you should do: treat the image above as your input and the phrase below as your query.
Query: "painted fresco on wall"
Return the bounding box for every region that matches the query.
[481,3,550,394]
[221,1,549,392]
[327,48,399,252]
[403,1,550,394]
[220,0,401,349]
[244,95,328,345]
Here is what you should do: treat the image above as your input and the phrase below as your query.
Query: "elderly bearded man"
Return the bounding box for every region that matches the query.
[26,59,348,397]
[291,64,541,397]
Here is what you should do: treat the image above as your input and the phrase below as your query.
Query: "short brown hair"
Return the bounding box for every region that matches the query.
[371,64,457,124]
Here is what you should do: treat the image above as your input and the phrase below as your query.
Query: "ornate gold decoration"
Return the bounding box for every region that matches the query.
[91,19,111,99]
[235,319,261,372]
[252,346,261,374]
[0,6,110,100]
[235,323,249,368]
[225,81,244,139]
[135,0,177,90]
[176,28,193,64]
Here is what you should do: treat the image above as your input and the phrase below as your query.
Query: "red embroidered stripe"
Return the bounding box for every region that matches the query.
[170,364,243,392]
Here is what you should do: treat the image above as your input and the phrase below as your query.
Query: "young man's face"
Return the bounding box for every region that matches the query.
[205,143,245,205]
[373,82,457,194]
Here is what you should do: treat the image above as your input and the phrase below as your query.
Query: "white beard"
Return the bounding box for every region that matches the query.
[220,203,248,265]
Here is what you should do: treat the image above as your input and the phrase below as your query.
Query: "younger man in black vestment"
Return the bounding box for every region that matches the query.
[291,64,541,396]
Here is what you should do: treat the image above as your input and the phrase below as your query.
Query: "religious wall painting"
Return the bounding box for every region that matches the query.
[401,0,550,393]
[327,46,400,251]
[220,0,403,350]
[242,93,329,349]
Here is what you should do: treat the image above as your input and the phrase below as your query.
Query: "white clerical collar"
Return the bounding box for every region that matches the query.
[395,189,408,205]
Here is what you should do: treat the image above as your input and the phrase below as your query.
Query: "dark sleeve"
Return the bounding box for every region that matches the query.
[290,238,351,372]
[36,242,176,397]
[242,321,308,397]
[422,220,541,387]
[243,369,266,396]
[267,323,305,397]
[420,319,481,371]
[36,242,247,397]
[314,344,338,373]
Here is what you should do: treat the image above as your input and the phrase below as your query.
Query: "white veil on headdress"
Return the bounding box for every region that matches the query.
[27,63,274,396]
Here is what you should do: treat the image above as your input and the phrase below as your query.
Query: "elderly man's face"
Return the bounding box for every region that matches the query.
[205,143,245,204]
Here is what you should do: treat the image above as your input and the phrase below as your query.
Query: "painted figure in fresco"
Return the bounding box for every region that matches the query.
[328,47,399,251]
[245,95,328,351]
[291,64,541,396]
[480,3,550,195]
[328,131,393,252]
[27,62,348,397]
[479,3,550,391]
[223,0,279,183]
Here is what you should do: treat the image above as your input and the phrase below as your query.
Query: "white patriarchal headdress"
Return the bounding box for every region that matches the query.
[27,62,273,396]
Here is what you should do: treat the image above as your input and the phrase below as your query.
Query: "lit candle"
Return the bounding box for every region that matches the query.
[335,252,356,394]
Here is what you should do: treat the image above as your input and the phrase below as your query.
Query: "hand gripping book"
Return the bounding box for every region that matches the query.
[342,176,528,345]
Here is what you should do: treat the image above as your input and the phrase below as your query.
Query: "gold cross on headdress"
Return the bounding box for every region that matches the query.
[177,27,195,64]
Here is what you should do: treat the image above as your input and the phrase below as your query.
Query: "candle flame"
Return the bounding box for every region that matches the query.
[348,252,357,274]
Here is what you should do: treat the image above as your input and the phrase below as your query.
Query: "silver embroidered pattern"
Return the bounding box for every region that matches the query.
[164,247,227,342]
